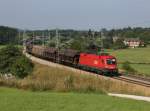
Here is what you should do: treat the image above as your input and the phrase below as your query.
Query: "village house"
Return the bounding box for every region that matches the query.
[123,38,145,48]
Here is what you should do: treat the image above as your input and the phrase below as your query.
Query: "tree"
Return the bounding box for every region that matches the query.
[0,45,33,78]
[0,45,22,74]
[88,29,92,38]
[11,56,33,78]
[112,39,127,49]
[70,40,84,51]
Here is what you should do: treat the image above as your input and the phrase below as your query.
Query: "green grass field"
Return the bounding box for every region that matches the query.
[0,87,150,111]
[109,46,150,75]
[0,45,6,49]
[118,64,150,76]
[109,46,150,63]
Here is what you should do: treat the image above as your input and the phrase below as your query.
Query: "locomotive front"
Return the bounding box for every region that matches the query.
[100,55,118,74]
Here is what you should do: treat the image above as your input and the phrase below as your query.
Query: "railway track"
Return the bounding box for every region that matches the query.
[113,76,150,87]
[123,74,150,82]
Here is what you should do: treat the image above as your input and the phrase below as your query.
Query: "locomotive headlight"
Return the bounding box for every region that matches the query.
[112,59,116,62]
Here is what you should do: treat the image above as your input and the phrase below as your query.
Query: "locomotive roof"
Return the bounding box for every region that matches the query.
[80,52,115,58]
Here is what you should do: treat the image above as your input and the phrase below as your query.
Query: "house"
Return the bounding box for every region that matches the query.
[123,38,145,48]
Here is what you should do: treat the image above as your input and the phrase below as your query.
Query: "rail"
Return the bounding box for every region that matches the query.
[113,76,150,87]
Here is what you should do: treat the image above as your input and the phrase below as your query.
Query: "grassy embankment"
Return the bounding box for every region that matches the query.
[0,87,150,111]
[1,63,150,96]
[109,46,150,76]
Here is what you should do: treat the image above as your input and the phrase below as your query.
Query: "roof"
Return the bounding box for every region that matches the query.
[124,38,140,42]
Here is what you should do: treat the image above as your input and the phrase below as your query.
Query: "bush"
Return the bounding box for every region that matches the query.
[0,45,33,78]
[122,61,136,73]
[0,45,22,74]
[112,39,127,49]
[11,56,33,78]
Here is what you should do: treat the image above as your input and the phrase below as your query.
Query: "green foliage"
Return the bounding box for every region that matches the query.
[112,39,127,49]
[0,45,22,74]
[48,41,56,47]
[110,27,150,43]
[103,38,113,49]
[11,56,33,78]
[122,61,136,73]
[70,40,83,51]
[24,27,150,50]
[0,45,33,78]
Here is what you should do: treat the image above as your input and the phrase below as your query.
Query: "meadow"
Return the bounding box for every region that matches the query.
[109,46,150,75]
[0,45,6,49]
[0,87,150,111]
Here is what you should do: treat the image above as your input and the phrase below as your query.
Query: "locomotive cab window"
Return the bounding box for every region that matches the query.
[106,59,116,65]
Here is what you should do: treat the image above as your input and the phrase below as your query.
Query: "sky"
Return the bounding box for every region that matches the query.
[0,0,150,30]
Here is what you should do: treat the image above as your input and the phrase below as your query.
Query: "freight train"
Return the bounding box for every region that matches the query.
[26,44,118,76]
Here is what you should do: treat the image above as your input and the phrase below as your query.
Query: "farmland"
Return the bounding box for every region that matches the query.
[109,46,150,75]
[110,46,150,63]
[0,87,150,111]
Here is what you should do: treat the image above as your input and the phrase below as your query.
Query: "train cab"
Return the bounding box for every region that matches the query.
[101,55,118,73]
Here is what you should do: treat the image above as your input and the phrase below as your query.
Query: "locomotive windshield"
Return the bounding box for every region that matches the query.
[106,59,116,65]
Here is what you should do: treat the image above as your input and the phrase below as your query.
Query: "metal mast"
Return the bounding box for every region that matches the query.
[42,31,45,46]
[22,30,26,53]
[18,30,21,45]
[23,30,26,46]
[49,30,51,42]
[33,31,35,45]
[101,30,105,49]
[92,30,95,40]
[56,28,59,63]
[56,28,59,49]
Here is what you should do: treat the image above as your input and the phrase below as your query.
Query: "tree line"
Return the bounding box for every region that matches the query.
[0,26,18,44]
[0,26,150,49]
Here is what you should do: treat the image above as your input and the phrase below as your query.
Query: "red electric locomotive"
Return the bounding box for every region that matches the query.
[79,52,118,74]
[78,47,118,75]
